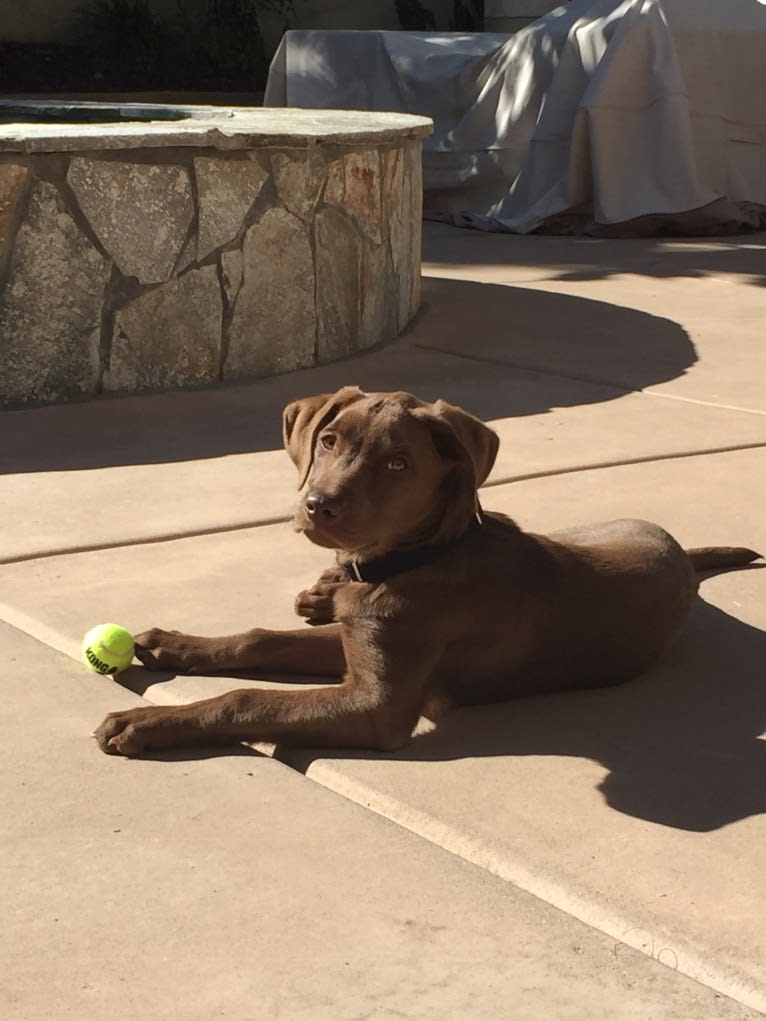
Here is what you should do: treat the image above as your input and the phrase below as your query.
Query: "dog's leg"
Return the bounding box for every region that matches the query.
[133,624,345,676]
[95,620,439,757]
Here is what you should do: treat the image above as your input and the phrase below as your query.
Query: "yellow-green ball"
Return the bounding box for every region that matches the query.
[82,623,135,675]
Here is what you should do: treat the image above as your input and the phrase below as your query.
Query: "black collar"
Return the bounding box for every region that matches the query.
[338,510,484,584]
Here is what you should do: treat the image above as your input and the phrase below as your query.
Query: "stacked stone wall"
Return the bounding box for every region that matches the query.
[0,134,424,406]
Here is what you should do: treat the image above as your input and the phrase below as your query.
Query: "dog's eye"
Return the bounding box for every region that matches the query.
[387,456,408,472]
[319,434,337,451]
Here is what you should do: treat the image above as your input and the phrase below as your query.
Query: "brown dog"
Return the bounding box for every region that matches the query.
[95,387,760,756]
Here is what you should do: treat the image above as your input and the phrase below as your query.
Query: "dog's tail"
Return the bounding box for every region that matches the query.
[686,546,762,572]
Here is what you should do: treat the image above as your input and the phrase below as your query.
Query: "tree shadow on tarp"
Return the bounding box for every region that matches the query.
[1,276,695,474]
[292,586,766,834]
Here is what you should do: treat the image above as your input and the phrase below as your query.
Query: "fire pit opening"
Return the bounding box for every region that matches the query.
[0,101,189,125]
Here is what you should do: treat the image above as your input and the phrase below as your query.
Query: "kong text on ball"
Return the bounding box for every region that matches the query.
[82,623,135,675]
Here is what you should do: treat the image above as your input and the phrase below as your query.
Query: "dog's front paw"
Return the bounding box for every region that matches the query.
[133,628,211,673]
[94,706,178,756]
[294,582,346,625]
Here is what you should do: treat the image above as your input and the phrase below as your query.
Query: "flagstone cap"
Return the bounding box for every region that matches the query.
[0,101,433,153]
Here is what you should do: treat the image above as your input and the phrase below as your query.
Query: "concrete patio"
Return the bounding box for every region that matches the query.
[2,221,765,1019]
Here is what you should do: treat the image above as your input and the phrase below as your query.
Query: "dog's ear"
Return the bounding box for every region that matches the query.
[410,399,499,544]
[283,386,365,488]
[420,399,499,488]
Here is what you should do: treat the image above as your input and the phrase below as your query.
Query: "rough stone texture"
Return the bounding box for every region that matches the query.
[383,146,405,266]
[382,144,410,329]
[0,180,109,406]
[224,207,316,380]
[315,206,362,363]
[67,158,194,284]
[104,265,222,392]
[317,146,407,359]
[361,233,399,349]
[194,156,269,260]
[0,163,28,251]
[403,138,423,324]
[271,148,326,221]
[220,248,244,307]
[174,230,197,275]
[326,150,383,243]
[1,129,423,405]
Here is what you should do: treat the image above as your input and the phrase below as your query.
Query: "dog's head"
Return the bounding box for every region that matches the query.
[283,387,499,556]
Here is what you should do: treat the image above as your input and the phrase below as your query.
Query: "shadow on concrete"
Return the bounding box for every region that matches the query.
[114,666,335,697]
[409,277,697,392]
[1,277,695,474]
[291,587,766,834]
[423,222,766,287]
[136,744,266,763]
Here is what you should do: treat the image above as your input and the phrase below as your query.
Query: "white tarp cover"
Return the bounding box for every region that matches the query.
[265,0,766,235]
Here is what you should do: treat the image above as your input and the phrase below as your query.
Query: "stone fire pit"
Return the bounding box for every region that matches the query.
[0,101,432,407]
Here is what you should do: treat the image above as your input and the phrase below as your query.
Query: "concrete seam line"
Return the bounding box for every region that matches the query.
[0,516,293,566]
[298,760,766,1016]
[482,441,766,489]
[3,602,764,1011]
[3,442,766,566]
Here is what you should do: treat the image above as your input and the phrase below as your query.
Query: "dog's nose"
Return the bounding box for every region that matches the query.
[305,493,340,520]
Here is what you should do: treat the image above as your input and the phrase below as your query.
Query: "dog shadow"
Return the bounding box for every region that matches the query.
[294,589,766,833]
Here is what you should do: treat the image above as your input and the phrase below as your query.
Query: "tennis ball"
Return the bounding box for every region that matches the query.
[82,623,135,675]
